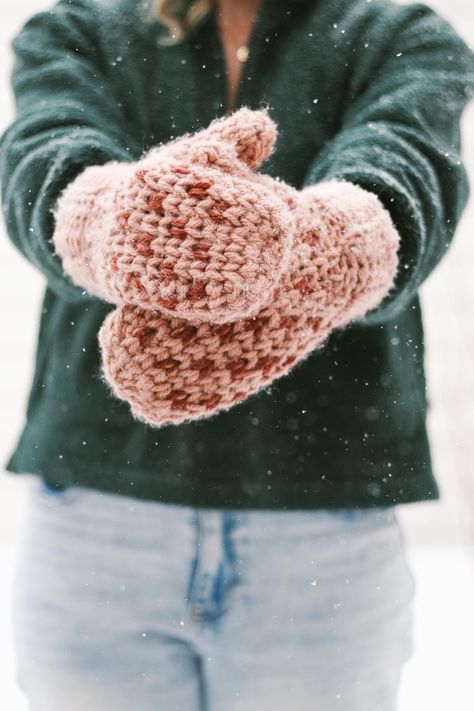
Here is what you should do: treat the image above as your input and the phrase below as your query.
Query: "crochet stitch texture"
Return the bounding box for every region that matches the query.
[53,109,400,427]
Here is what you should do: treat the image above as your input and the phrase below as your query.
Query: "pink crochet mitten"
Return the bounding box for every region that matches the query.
[52,109,294,323]
[99,179,400,427]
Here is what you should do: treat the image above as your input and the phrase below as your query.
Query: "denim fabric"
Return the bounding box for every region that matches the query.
[11,478,415,710]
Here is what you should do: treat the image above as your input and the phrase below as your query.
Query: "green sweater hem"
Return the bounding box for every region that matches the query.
[5,424,438,509]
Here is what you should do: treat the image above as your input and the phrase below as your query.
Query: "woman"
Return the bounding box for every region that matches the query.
[1,0,473,709]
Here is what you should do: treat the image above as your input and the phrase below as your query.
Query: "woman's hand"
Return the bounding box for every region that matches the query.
[52,109,294,323]
[98,179,400,427]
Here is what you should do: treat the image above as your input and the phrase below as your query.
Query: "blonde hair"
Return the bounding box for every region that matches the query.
[151,0,214,43]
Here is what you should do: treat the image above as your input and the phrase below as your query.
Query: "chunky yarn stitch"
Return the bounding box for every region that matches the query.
[99,179,400,426]
[52,108,400,427]
[53,109,294,324]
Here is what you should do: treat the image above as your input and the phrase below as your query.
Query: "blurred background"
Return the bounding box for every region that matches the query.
[0,0,473,709]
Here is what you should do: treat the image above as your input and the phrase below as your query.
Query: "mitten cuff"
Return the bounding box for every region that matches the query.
[299,180,401,324]
[53,161,131,300]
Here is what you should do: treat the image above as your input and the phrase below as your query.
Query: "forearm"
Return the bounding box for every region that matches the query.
[303,126,470,325]
[0,1,137,302]
[302,3,474,325]
[0,122,133,302]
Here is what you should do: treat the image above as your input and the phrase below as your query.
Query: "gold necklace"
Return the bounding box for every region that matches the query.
[214,0,251,64]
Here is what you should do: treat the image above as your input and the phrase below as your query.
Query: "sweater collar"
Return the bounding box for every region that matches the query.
[192,0,317,38]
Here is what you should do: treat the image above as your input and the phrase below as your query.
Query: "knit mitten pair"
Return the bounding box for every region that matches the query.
[53,108,400,426]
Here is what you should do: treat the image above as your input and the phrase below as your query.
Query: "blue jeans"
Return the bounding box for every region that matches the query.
[11,477,415,711]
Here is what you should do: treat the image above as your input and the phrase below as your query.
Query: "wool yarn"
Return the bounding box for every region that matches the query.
[53,108,294,324]
[52,107,400,427]
[99,179,400,426]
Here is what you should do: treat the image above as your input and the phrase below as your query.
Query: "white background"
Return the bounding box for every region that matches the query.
[0,1,473,709]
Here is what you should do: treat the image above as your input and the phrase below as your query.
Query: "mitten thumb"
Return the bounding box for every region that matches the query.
[199,107,277,169]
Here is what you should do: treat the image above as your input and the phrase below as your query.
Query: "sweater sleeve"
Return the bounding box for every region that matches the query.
[303,2,474,326]
[0,0,135,302]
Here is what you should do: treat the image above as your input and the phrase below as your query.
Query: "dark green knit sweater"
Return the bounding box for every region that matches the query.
[1,0,473,508]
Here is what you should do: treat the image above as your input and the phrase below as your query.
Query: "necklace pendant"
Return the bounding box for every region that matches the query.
[236,45,250,63]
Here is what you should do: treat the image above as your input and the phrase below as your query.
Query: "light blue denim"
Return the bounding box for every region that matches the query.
[11,477,415,711]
